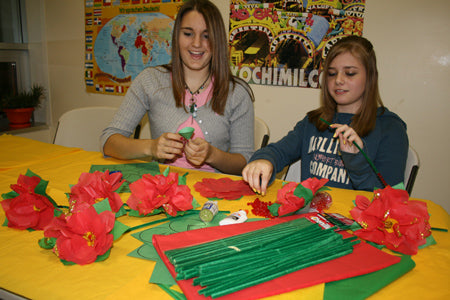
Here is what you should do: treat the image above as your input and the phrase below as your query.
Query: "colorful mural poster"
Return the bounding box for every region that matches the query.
[84,0,183,95]
[229,0,365,88]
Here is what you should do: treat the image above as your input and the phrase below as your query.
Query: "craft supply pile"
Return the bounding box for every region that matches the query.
[0,161,438,299]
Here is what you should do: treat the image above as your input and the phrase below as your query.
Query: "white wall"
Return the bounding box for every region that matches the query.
[28,0,450,213]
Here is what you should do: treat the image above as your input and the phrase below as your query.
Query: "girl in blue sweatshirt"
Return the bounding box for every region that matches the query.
[243,36,408,194]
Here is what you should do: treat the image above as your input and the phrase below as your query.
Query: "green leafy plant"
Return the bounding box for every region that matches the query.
[0,84,45,110]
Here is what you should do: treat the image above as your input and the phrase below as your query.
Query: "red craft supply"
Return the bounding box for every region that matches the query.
[194,177,254,200]
[153,214,401,300]
[310,191,332,213]
[247,198,274,218]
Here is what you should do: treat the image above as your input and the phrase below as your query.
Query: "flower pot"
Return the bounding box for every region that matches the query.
[3,108,35,129]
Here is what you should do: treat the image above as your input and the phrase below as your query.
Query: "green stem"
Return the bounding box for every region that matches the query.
[125,210,198,233]
[157,284,186,300]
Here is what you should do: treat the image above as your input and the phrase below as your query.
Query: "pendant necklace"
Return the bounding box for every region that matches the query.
[186,74,210,119]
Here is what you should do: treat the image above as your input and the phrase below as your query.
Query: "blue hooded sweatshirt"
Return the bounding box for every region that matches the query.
[249,107,408,191]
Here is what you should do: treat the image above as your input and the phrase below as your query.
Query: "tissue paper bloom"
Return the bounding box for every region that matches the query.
[10,174,41,194]
[127,172,193,216]
[43,204,115,265]
[301,178,329,195]
[69,171,125,213]
[1,174,56,230]
[350,186,431,255]
[276,182,305,216]
[272,178,329,217]
[1,192,55,230]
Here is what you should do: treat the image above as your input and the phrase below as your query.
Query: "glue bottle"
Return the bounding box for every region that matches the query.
[219,210,248,226]
[199,200,218,222]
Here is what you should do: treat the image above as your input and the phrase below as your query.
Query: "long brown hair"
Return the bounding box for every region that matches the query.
[166,0,247,115]
[308,35,384,137]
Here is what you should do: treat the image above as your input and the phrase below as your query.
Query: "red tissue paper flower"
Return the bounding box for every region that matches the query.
[269,178,329,217]
[69,171,125,213]
[127,172,193,217]
[1,172,57,230]
[42,203,115,265]
[350,186,431,255]
[194,177,254,200]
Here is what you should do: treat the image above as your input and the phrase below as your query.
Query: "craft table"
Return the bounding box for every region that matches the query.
[0,134,449,299]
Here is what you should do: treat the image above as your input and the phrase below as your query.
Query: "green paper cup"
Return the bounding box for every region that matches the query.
[178,127,194,140]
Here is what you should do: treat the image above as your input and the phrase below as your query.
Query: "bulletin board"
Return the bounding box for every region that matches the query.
[229,0,366,88]
[84,0,183,95]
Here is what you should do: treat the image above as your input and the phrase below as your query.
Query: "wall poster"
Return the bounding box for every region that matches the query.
[229,0,365,88]
[84,0,183,95]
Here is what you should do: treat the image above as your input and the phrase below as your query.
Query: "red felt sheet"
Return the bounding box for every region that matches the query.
[152,214,401,300]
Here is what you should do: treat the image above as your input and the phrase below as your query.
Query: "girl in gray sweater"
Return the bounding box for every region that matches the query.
[102,0,254,175]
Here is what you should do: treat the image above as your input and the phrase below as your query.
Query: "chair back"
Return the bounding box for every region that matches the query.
[283,159,301,182]
[405,146,420,195]
[135,114,151,139]
[254,116,269,150]
[53,106,117,152]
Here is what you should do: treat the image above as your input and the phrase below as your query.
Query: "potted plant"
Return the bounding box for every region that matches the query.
[0,84,45,129]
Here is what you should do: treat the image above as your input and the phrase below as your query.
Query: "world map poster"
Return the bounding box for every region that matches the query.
[229,0,365,88]
[84,0,183,95]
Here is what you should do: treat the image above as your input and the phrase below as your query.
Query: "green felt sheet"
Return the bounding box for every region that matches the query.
[128,213,261,287]
[151,259,177,286]
[128,243,160,261]
[323,255,415,300]
[128,213,225,285]
[130,212,226,244]
[127,244,176,285]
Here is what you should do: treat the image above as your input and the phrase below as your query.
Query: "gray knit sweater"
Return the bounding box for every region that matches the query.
[100,66,255,164]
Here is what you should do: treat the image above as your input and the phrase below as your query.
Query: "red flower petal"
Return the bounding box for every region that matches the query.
[355,195,371,210]
[2,192,55,230]
[69,171,125,213]
[194,178,254,200]
[127,172,193,215]
[44,205,115,265]
[351,186,431,255]
[300,178,328,194]
[10,174,41,194]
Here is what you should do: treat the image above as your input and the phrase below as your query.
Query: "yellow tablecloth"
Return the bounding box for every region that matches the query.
[0,134,449,299]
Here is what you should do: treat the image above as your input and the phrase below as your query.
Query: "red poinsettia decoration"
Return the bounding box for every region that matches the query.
[42,203,116,265]
[1,172,58,230]
[268,178,329,217]
[127,172,193,217]
[350,186,431,255]
[275,182,304,216]
[69,171,125,213]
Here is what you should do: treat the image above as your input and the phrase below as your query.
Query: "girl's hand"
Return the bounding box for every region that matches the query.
[151,132,184,160]
[330,124,363,153]
[242,159,273,196]
[184,137,211,166]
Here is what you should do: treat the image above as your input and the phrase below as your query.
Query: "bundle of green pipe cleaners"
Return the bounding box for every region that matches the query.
[165,218,360,298]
